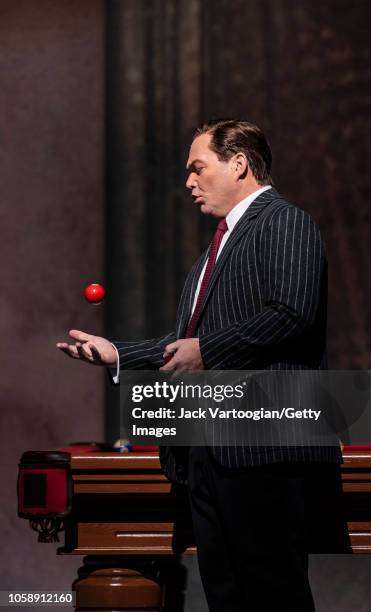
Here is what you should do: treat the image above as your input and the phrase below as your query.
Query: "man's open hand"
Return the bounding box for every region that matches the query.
[160,338,204,372]
[56,329,117,366]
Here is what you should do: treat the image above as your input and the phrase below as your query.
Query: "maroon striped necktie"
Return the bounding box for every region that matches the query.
[185,218,228,338]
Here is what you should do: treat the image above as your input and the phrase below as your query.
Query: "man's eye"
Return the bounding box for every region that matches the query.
[195,167,203,175]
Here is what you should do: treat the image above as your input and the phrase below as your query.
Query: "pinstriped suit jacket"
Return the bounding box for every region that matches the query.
[114,188,341,483]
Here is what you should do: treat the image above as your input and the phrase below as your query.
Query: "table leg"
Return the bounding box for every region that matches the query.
[73,556,162,611]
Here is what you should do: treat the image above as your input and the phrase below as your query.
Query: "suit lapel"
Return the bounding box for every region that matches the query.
[190,188,282,332]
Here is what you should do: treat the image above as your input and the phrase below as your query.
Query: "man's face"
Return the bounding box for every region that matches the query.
[186,133,237,218]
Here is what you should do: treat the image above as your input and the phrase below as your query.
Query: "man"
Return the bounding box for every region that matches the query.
[57,119,349,611]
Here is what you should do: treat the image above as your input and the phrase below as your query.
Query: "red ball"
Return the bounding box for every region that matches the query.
[84,283,106,304]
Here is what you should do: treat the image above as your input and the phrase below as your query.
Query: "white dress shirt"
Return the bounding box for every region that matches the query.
[111,185,272,381]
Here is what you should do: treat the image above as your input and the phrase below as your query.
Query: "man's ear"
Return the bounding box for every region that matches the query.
[233,152,248,179]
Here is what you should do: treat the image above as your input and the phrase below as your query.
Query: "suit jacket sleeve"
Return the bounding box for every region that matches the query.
[112,332,176,370]
[199,205,325,369]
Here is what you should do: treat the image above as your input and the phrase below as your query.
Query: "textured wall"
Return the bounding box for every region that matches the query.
[0,0,105,590]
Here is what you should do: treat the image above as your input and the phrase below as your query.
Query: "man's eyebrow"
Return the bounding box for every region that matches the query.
[186,159,205,171]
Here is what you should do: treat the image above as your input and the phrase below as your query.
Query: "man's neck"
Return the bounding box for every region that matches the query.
[226,182,270,214]
[225,185,272,231]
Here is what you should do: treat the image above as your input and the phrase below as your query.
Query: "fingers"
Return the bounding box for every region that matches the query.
[56,340,100,363]
[164,340,181,356]
[76,343,92,361]
[160,338,202,373]
[56,343,81,359]
[162,340,187,370]
[90,344,103,361]
[69,329,94,343]
[163,341,180,366]
[163,352,175,365]
[160,358,185,382]
[77,342,102,363]
[160,354,177,371]
[159,363,172,371]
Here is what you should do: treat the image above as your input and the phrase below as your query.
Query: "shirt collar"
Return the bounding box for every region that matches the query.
[225,185,272,232]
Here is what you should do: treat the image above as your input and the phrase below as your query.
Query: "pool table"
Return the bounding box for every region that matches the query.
[17,444,371,611]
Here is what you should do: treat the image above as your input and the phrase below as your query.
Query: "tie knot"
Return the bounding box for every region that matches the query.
[217,218,228,234]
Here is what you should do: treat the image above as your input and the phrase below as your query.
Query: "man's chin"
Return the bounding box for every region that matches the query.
[199,203,212,215]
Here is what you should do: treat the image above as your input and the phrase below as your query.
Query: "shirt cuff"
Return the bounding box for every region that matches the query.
[109,343,120,384]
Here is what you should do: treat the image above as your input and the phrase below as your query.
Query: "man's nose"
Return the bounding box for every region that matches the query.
[186,173,195,189]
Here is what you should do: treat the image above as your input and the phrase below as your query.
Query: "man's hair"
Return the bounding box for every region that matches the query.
[194,119,273,185]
